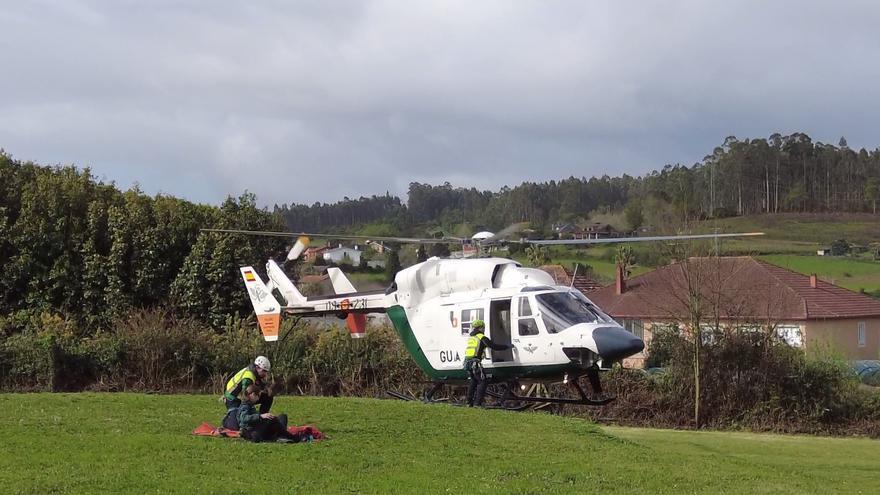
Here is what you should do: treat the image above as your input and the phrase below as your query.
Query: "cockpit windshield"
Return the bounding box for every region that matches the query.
[535,291,611,333]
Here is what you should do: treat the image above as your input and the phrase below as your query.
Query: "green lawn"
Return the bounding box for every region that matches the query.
[2,394,879,494]
[551,257,652,282]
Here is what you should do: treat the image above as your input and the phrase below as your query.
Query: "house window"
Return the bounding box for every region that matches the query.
[775,325,803,348]
[699,323,720,345]
[859,321,866,348]
[461,308,485,335]
[621,319,644,340]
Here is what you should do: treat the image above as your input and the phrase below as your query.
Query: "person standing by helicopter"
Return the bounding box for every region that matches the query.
[221,355,274,430]
[463,320,512,407]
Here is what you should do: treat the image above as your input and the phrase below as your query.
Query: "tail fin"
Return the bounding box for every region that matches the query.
[346,313,367,338]
[328,267,365,337]
[327,267,357,294]
[266,259,307,305]
[240,267,281,341]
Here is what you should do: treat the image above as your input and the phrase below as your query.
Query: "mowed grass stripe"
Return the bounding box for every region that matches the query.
[1,394,879,494]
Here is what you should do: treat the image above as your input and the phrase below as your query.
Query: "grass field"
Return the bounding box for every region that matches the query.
[3,394,880,494]
[701,213,880,245]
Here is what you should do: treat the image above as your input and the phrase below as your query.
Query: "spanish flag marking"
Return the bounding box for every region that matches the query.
[244,271,256,282]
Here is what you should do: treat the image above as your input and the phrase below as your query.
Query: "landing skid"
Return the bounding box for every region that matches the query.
[490,377,614,407]
[385,369,614,410]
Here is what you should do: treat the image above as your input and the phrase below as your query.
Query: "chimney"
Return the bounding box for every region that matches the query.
[615,264,626,295]
[810,274,818,288]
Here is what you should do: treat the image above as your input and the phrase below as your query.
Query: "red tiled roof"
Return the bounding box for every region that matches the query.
[587,257,880,321]
[539,265,603,294]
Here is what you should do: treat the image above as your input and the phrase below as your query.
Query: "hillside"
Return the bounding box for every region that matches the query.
[3,394,879,494]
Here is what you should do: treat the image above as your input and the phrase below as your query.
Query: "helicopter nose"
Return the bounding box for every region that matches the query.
[592,326,644,361]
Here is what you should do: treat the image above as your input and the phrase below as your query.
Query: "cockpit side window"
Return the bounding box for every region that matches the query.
[518,297,532,317]
[516,296,539,336]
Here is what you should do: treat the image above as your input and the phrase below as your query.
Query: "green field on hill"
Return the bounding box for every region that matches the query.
[704,213,880,246]
[3,393,879,494]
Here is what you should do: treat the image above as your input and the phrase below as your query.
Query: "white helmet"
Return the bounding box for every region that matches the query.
[254,355,271,372]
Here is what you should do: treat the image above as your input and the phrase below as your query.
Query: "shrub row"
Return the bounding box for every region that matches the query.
[3,309,880,437]
[0,309,424,396]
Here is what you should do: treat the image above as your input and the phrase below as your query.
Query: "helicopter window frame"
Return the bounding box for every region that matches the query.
[515,296,540,336]
[518,297,533,317]
[460,308,485,335]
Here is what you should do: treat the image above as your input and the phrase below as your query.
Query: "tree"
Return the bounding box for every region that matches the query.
[614,245,635,277]
[624,199,644,231]
[416,245,428,263]
[785,183,807,211]
[830,239,850,256]
[866,177,880,214]
[525,245,550,266]
[428,243,450,258]
[385,247,401,282]
[651,243,730,428]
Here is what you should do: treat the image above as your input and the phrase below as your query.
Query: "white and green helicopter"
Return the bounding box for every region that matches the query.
[207,229,763,407]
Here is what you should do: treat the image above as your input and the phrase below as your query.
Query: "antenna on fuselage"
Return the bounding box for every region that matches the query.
[569,263,579,292]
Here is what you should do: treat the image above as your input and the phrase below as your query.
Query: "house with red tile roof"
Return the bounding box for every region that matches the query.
[538,264,603,294]
[303,246,330,263]
[587,257,880,368]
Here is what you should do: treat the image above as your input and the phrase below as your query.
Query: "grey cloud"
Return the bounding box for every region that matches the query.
[2,1,879,206]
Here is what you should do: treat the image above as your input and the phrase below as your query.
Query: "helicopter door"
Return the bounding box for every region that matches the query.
[513,295,543,363]
[489,299,513,362]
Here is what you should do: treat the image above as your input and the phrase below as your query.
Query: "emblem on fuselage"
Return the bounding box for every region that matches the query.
[249,286,268,303]
[524,343,538,353]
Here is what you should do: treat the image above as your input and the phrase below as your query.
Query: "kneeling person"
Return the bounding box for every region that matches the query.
[238,385,300,443]
[221,355,274,430]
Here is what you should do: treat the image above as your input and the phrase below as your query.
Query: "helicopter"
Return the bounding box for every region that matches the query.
[206,228,764,408]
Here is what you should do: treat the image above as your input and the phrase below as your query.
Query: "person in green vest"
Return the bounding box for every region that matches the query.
[221,355,274,430]
[463,319,512,407]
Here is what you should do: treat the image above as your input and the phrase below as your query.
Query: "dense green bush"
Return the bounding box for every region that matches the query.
[593,328,880,435]
[0,308,425,396]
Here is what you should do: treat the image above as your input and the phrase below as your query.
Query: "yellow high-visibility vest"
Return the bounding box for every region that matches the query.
[224,366,258,400]
[465,332,485,359]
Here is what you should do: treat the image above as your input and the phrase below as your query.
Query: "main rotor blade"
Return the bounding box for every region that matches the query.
[479,222,531,245]
[201,228,464,244]
[524,232,765,246]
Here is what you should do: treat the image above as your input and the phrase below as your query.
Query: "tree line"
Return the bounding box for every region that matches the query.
[273,132,880,234]
[0,153,287,333]
[2,130,879,334]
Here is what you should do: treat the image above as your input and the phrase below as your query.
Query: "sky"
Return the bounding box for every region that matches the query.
[2,1,879,207]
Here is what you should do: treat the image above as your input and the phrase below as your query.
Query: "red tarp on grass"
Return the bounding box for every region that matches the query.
[192,422,324,440]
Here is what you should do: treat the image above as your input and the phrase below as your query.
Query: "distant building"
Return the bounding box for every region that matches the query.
[304,246,330,263]
[588,257,880,368]
[323,246,362,265]
[585,223,621,239]
[366,241,389,254]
